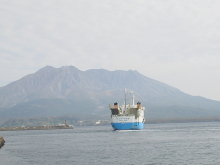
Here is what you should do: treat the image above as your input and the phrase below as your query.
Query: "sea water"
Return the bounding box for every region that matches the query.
[1,122,220,165]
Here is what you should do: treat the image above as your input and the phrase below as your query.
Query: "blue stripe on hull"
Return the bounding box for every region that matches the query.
[111,122,144,130]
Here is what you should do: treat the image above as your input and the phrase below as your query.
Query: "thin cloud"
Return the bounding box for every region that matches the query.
[0,0,220,100]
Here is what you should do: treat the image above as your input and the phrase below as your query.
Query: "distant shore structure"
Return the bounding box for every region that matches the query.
[0,120,73,131]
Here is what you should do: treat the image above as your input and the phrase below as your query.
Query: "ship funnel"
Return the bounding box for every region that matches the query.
[114,102,118,108]
[137,102,141,109]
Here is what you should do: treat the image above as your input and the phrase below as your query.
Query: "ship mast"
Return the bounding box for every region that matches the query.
[130,91,134,105]
[124,88,127,110]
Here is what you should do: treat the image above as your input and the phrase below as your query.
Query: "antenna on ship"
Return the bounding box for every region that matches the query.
[130,91,134,105]
[124,88,127,110]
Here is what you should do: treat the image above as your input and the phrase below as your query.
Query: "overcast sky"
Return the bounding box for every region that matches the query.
[1,0,220,101]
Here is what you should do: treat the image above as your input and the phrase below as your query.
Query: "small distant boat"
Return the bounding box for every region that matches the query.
[109,89,145,130]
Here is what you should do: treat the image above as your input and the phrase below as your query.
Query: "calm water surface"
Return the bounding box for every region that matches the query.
[1,122,220,165]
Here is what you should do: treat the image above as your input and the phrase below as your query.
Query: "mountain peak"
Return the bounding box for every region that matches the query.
[1,66,220,119]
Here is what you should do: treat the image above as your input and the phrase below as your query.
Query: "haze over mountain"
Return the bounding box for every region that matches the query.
[0,66,220,120]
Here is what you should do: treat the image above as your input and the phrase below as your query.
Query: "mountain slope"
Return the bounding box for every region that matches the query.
[0,65,220,119]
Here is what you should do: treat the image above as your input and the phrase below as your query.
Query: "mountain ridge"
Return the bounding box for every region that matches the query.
[0,65,220,120]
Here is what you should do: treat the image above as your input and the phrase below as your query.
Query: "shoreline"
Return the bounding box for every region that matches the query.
[145,117,220,124]
[1,118,220,130]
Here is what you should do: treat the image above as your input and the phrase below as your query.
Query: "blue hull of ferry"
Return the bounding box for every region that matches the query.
[111,122,144,130]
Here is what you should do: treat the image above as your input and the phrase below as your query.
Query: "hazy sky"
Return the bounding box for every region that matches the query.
[1,0,220,101]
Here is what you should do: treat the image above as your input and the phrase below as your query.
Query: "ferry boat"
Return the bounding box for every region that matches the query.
[109,90,145,130]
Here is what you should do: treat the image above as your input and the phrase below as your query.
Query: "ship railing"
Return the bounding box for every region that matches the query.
[112,114,135,117]
[129,105,138,108]
[120,104,137,109]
